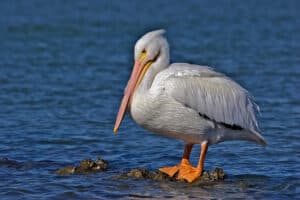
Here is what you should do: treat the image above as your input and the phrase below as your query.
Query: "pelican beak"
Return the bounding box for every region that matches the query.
[114,52,151,134]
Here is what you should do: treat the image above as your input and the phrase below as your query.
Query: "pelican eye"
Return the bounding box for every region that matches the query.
[140,49,147,60]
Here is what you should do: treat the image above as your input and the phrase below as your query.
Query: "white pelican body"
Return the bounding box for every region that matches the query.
[114,30,266,182]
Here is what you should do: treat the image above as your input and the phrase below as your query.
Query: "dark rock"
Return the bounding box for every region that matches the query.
[116,167,225,184]
[192,167,226,186]
[56,157,225,184]
[94,158,108,170]
[79,159,95,170]
[148,170,176,181]
[56,158,108,175]
[127,168,148,178]
[0,157,22,168]
[56,166,76,176]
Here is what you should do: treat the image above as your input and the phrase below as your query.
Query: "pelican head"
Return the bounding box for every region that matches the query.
[134,29,169,66]
[114,29,170,133]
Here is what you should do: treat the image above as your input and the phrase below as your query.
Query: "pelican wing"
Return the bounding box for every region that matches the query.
[152,63,259,131]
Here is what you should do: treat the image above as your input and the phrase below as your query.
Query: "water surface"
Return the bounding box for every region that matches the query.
[0,0,299,199]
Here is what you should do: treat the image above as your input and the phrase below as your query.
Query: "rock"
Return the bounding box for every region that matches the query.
[149,170,176,181]
[56,166,76,176]
[56,158,108,175]
[116,167,225,184]
[0,157,22,168]
[94,158,108,170]
[56,157,225,184]
[192,167,226,185]
[210,167,225,180]
[127,168,149,178]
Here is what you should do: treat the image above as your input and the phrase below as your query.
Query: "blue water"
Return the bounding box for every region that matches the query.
[0,0,299,199]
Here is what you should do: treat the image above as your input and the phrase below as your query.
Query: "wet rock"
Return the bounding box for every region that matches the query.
[192,167,226,185]
[117,167,225,184]
[127,168,149,178]
[0,157,23,168]
[56,166,76,176]
[148,170,177,181]
[56,158,108,175]
[56,157,225,184]
[94,158,109,169]
[75,158,108,173]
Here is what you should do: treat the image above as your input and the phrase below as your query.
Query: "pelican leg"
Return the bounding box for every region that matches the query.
[159,143,193,177]
[177,141,208,183]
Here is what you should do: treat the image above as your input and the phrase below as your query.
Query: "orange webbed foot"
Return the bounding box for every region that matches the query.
[160,142,208,183]
[177,167,202,183]
[159,159,194,178]
[159,165,180,177]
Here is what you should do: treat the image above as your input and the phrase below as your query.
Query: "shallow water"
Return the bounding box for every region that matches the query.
[0,0,299,199]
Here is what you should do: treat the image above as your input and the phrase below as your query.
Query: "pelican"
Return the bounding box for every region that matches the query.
[114,29,266,183]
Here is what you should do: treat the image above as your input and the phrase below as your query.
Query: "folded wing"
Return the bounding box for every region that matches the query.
[152,63,259,131]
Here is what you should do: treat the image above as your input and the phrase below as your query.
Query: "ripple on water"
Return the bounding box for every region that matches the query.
[0,0,299,199]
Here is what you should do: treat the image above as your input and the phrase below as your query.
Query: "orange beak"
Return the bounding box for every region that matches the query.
[113,58,147,133]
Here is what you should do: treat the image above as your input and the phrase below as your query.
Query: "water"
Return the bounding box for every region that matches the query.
[0,0,299,199]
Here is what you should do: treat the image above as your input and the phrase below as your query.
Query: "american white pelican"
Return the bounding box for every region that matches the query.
[114,29,266,183]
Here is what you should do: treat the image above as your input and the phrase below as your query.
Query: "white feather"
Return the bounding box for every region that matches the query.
[128,30,266,145]
[151,63,259,131]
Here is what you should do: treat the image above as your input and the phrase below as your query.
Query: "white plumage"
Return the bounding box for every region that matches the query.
[114,29,266,183]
